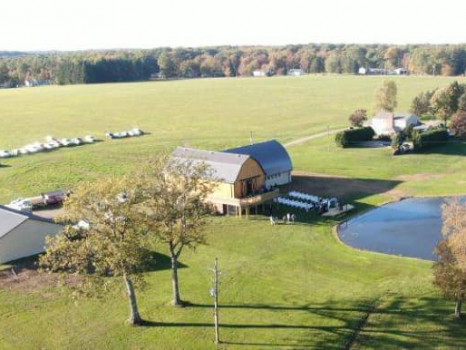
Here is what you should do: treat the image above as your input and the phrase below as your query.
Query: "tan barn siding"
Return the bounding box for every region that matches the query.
[234,158,265,198]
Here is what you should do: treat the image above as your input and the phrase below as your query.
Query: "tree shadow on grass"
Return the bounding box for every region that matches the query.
[141,251,187,272]
[413,140,466,156]
[140,296,466,349]
[283,175,403,203]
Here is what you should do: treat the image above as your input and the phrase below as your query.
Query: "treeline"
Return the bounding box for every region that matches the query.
[3,44,466,87]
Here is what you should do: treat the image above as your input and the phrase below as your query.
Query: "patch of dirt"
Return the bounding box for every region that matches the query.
[396,173,445,181]
[285,171,406,201]
[0,259,77,296]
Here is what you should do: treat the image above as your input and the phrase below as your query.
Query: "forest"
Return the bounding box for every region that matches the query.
[1,44,466,87]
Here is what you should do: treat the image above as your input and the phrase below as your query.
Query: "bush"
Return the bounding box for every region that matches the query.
[450,112,466,139]
[335,127,375,148]
[412,128,449,151]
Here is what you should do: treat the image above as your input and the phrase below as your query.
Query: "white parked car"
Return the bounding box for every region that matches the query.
[59,138,72,146]
[83,135,95,144]
[0,150,11,158]
[6,198,33,212]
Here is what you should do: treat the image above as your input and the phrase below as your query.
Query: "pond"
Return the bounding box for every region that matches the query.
[338,197,462,261]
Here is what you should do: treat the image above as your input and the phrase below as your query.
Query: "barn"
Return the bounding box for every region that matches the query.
[224,140,293,188]
[0,205,62,264]
[171,147,279,216]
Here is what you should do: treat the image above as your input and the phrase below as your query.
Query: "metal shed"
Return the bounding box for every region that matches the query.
[0,205,62,264]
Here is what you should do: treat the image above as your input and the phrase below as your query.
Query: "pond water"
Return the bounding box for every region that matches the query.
[338,197,462,261]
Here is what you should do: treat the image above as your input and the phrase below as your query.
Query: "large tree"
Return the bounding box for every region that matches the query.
[433,199,466,319]
[40,177,151,325]
[139,157,216,307]
[375,80,397,112]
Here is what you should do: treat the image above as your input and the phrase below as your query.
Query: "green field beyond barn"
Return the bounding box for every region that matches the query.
[1,75,466,349]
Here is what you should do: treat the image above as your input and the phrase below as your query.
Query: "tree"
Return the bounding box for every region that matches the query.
[434,199,466,318]
[348,109,367,127]
[140,158,216,307]
[410,91,434,116]
[450,112,466,138]
[391,132,404,150]
[157,52,176,78]
[458,92,466,112]
[430,87,456,126]
[375,80,397,112]
[40,177,152,325]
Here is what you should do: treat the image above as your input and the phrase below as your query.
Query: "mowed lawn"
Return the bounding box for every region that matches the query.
[0,75,465,202]
[1,217,464,350]
[1,76,466,349]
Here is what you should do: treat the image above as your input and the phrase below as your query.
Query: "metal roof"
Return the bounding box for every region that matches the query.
[224,140,293,176]
[0,205,55,239]
[171,147,251,184]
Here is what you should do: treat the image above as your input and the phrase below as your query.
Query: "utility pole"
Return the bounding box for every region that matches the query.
[210,258,220,345]
[250,131,254,145]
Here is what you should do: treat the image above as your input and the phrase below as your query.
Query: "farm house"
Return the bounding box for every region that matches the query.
[171,147,279,216]
[0,205,62,264]
[368,111,419,136]
[224,140,293,188]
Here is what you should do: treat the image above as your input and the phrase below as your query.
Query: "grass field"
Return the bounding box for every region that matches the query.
[1,75,466,349]
[1,74,465,202]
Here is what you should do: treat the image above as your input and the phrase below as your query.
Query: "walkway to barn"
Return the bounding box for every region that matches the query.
[284,128,344,148]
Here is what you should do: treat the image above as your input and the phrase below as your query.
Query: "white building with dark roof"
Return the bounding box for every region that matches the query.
[369,111,419,136]
[0,205,62,264]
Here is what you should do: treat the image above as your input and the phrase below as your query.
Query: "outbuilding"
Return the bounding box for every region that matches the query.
[224,140,293,188]
[0,205,62,264]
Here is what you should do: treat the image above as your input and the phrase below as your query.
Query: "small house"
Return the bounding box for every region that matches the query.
[369,111,419,136]
[252,70,267,77]
[224,140,293,188]
[0,205,62,264]
[288,69,305,76]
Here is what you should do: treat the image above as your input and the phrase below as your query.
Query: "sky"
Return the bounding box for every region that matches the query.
[2,0,466,51]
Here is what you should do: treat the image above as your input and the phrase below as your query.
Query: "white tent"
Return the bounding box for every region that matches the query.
[0,206,62,264]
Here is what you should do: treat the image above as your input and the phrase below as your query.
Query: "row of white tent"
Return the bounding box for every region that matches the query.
[274,197,314,211]
[0,128,146,159]
[0,135,96,158]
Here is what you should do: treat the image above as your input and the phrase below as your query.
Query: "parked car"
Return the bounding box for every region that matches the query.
[0,150,11,158]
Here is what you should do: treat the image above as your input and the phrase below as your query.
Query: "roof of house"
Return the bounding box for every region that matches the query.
[171,147,251,184]
[394,113,418,120]
[223,140,293,177]
[373,111,395,119]
[0,205,55,239]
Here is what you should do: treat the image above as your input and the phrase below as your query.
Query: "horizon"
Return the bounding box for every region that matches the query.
[3,0,466,51]
[5,42,466,54]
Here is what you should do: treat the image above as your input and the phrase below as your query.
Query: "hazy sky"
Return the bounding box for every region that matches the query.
[2,0,466,51]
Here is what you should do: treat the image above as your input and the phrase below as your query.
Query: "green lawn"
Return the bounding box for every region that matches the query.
[2,217,463,350]
[1,75,466,349]
[0,75,465,202]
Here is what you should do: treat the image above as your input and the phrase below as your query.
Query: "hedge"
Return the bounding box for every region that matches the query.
[412,128,449,151]
[335,127,375,148]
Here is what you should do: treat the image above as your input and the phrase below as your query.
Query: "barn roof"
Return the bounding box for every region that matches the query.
[224,140,293,177]
[0,205,55,239]
[171,147,251,184]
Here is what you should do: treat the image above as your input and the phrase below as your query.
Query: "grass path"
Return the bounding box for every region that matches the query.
[284,128,344,147]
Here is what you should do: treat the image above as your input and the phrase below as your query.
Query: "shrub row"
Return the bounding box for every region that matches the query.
[335,127,375,148]
[412,128,449,151]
